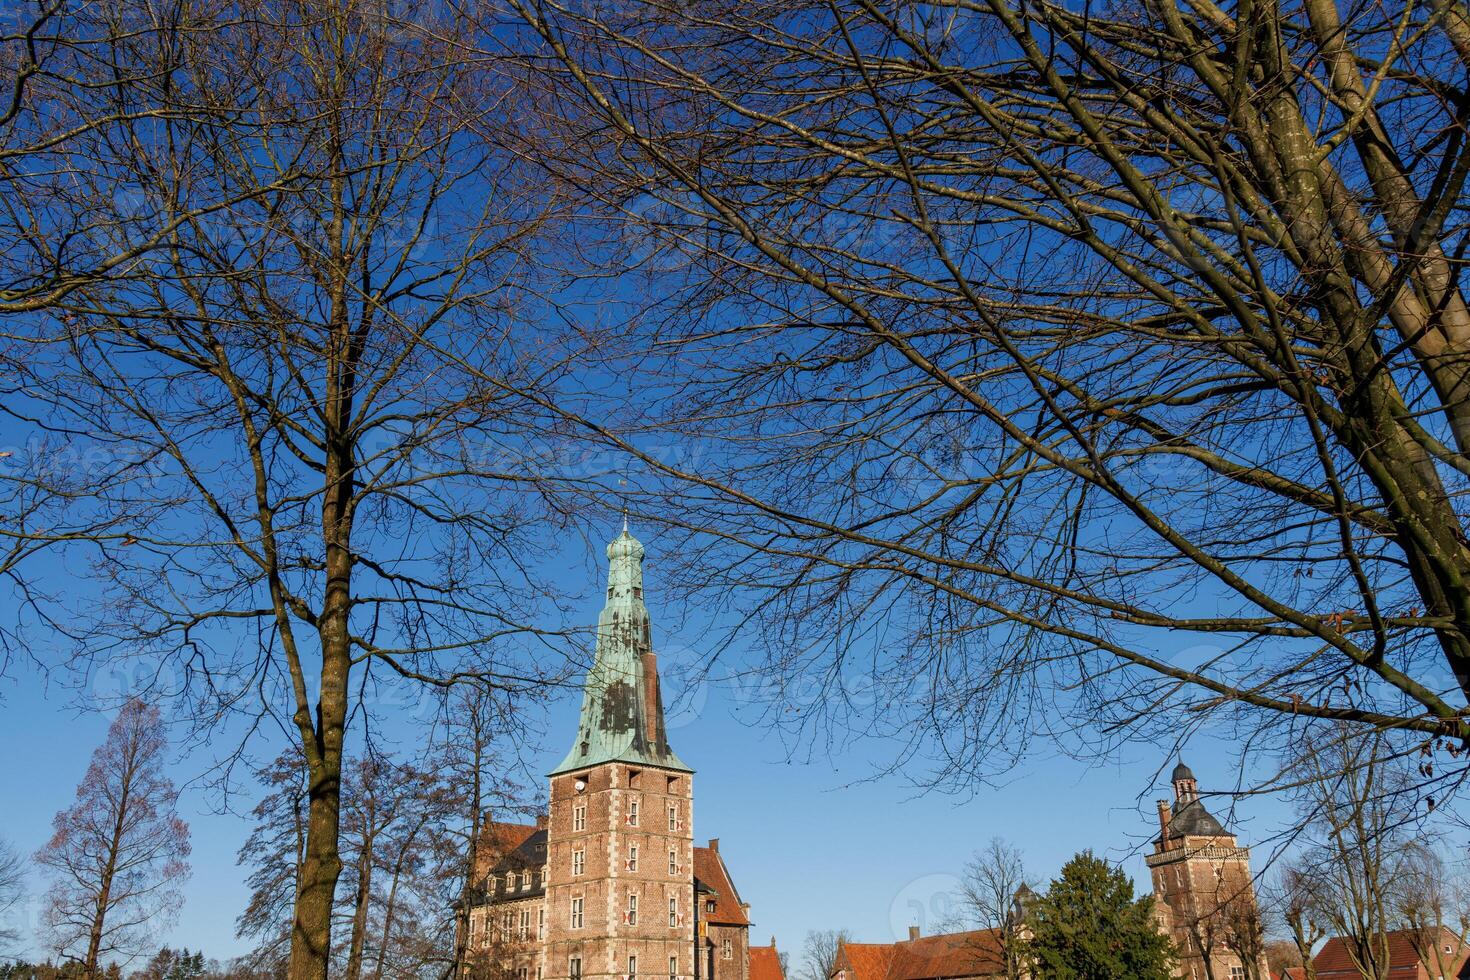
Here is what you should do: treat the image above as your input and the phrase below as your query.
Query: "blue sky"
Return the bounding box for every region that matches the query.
[0,525,1301,969]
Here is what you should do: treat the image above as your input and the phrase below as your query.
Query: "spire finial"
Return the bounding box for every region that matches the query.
[622,505,628,533]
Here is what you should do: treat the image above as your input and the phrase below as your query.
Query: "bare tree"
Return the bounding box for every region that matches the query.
[1262,941,1304,980]
[0,838,25,955]
[1270,860,1326,980]
[35,700,191,978]
[1280,727,1432,980]
[1398,845,1470,980]
[1219,895,1268,980]
[237,750,308,975]
[9,0,583,977]
[498,0,1470,798]
[795,930,849,980]
[427,686,534,980]
[956,839,1029,980]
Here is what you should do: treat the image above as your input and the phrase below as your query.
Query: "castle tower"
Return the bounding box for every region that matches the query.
[544,527,696,980]
[1146,761,1268,980]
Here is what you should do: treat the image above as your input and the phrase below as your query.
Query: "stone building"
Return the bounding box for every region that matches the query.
[467,526,773,980]
[1147,761,1270,980]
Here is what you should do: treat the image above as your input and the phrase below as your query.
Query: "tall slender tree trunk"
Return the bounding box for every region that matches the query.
[82,727,139,980]
[345,834,374,980]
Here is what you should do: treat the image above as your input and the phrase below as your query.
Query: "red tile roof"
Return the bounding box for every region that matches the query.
[1275,969,1306,980]
[835,942,895,980]
[1314,928,1469,978]
[694,844,749,925]
[474,822,539,877]
[834,932,1006,980]
[751,945,785,980]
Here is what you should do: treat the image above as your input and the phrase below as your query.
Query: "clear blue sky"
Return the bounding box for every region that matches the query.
[0,524,1306,968]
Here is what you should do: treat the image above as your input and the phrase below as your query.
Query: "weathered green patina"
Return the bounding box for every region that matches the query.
[550,526,693,775]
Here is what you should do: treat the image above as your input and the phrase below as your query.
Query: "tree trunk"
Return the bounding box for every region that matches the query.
[345,832,375,980]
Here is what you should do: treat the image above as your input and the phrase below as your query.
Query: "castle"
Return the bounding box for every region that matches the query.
[465,527,1268,980]
[465,527,784,980]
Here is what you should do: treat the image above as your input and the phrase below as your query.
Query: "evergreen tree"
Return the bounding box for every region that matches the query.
[1023,852,1175,980]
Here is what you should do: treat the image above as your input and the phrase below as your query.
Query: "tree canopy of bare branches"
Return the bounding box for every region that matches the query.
[499,0,1470,791]
[7,0,585,976]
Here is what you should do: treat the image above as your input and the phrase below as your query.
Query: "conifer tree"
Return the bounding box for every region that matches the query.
[1024,852,1174,980]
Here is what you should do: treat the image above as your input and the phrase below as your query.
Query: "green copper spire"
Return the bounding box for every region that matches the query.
[550,526,692,775]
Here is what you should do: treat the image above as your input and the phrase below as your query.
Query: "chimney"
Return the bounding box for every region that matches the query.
[770,937,777,949]
[708,838,719,853]
[1156,800,1171,838]
[536,813,548,830]
[908,926,920,941]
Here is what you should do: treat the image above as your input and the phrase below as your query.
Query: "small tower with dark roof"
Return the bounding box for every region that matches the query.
[1146,760,1269,980]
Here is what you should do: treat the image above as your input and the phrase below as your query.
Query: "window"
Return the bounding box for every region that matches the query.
[669,956,677,980]
[627,893,638,925]
[573,849,585,876]
[722,939,732,961]
[503,912,512,937]
[518,969,528,980]
[629,769,642,788]
[666,775,678,793]
[538,908,545,940]
[519,909,529,940]
[628,956,637,980]
[538,969,543,980]
[668,848,678,874]
[573,805,587,832]
[570,958,582,980]
[628,799,640,826]
[628,845,639,872]
[668,805,678,831]
[521,872,531,890]
[705,900,715,914]
[1228,969,1244,980]
[669,897,678,927]
[570,897,584,929]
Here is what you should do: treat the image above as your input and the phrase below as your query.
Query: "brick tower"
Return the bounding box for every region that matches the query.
[1146,762,1269,980]
[544,524,696,980]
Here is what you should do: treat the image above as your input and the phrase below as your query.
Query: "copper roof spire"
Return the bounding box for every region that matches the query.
[550,525,691,775]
